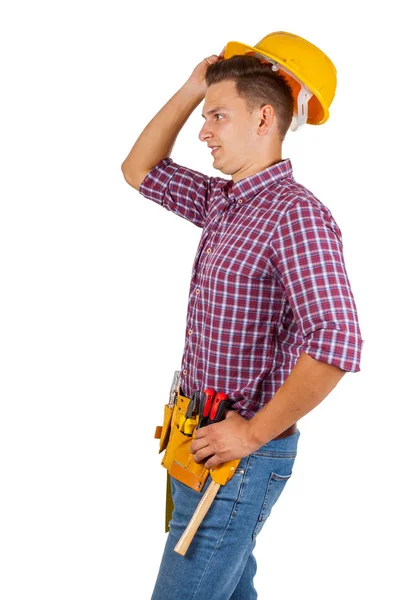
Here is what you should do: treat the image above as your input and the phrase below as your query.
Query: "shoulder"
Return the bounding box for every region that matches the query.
[271,177,342,240]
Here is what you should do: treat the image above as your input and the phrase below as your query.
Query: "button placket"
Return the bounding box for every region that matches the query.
[182,203,224,390]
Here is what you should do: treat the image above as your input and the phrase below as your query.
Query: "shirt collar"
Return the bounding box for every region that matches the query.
[222,158,293,206]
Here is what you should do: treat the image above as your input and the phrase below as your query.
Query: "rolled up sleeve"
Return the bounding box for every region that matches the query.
[138,157,228,228]
[270,198,364,372]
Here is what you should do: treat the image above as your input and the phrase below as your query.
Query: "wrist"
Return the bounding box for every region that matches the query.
[182,79,206,101]
[247,416,266,452]
[248,413,270,449]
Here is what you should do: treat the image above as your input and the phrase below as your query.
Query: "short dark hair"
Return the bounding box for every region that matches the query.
[205,55,294,140]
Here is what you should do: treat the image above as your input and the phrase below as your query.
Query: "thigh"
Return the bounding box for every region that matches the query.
[228,547,258,600]
[151,456,254,600]
[151,429,300,600]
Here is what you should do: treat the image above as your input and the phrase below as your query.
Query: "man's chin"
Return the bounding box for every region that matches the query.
[212,156,227,172]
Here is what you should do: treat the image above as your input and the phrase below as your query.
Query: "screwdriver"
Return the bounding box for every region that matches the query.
[208,392,230,423]
[197,390,231,429]
[197,388,216,429]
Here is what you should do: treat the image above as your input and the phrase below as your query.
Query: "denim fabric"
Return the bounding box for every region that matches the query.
[151,429,300,600]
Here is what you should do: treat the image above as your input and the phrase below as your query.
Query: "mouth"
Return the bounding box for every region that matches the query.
[210,147,221,155]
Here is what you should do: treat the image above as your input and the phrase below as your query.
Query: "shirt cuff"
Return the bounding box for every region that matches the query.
[138,157,178,206]
[302,329,364,372]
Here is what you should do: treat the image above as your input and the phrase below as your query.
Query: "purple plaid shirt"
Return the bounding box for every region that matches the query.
[139,157,363,418]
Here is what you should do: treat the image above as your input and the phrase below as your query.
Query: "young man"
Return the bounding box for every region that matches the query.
[122,47,363,599]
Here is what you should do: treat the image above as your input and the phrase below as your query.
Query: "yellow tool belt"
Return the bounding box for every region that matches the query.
[154,388,241,532]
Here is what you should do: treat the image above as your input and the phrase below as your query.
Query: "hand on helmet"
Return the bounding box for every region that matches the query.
[186,47,226,96]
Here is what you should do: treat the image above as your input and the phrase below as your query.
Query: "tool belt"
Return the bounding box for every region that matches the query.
[155,387,242,531]
[155,389,241,489]
[155,385,297,532]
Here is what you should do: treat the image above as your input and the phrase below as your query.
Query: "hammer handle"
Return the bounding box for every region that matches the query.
[174,480,220,556]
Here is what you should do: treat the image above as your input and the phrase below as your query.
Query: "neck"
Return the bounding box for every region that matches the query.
[232,151,283,183]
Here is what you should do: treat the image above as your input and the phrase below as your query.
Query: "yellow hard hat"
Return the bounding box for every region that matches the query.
[224,31,337,129]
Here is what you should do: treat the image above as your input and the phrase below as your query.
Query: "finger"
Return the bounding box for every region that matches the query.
[193,423,212,439]
[205,55,220,65]
[204,455,223,469]
[190,437,209,453]
[193,447,214,463]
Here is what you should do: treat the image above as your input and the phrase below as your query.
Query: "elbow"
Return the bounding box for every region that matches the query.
[121,160,129,182]
[121,162,137,190]
[121,163,151,191]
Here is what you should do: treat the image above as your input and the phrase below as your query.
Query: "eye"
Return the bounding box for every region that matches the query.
[215,114,223,120]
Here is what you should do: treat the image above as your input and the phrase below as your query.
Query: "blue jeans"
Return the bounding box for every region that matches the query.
[151,428,300,600]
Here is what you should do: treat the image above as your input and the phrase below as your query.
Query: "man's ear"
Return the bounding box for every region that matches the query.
[258,104,274,134]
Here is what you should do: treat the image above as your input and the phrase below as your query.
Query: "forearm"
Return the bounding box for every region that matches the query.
[249,352,346,447]
[121,81,204,185]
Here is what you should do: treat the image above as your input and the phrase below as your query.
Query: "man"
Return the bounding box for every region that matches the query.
[122,43,363,599]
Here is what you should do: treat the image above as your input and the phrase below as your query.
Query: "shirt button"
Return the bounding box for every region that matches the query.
[188,329,193,335]
[195,289,200,294]
[207,248,212,254]
[237,199,243,204]
[183,369,187,375]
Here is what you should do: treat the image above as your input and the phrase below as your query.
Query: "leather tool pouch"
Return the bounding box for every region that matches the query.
[154,391,208,533]
[155,392,209,492]
[154,389,242,532]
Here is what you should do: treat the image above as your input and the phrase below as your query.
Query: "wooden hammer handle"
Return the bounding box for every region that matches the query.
[174,480,220,556]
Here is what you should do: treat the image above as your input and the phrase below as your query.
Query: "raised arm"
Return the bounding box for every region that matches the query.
[121,51,224,190]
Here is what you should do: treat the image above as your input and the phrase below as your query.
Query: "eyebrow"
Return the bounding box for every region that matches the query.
[201,107,227,119]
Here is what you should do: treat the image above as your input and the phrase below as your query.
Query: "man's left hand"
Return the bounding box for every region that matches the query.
[189,410,259,469]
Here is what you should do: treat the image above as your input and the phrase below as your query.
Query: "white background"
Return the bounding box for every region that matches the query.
[1,1,399,598]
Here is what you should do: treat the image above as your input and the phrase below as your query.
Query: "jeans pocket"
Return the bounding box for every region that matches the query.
[252,471,292,540]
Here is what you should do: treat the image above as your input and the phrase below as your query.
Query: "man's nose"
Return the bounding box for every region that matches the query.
[198,122,212,142]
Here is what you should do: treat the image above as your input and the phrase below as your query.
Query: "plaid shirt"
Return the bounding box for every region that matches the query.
[139,157,363,418]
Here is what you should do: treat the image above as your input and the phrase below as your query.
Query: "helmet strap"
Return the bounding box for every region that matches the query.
[290,85,312,131]
[250,52,314,131]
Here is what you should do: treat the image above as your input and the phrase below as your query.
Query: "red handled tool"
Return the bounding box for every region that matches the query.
[197,388,216,429]
[208,391,230,423]
[197,389,230,429]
